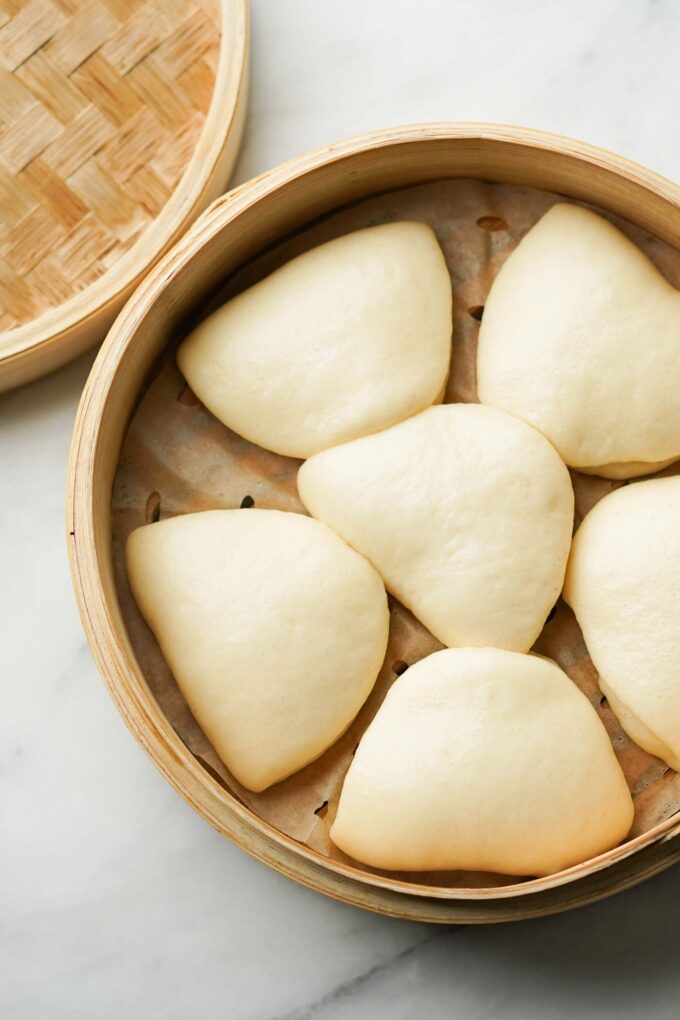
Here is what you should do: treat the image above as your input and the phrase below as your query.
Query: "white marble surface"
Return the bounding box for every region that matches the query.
[2,2,680,1017]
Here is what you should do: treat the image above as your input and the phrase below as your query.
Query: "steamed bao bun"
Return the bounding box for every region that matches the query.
[126,509,389,792]
[564,476,680,771]
[331,648,634,876]
[298,403,574,653]
[477,204,680,478]
[178,222,453,459]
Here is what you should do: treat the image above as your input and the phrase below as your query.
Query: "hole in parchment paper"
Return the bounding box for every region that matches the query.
[476,215,508,232]
[240,495,255,508]
[600,695,608,707]
[177,383,200,405]
[468,305,485,321]
[314,800,329,819]
[145,491,161,523]
[392,659,409,676]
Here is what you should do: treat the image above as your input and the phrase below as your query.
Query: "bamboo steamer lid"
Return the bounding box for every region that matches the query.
[0,0,248,391]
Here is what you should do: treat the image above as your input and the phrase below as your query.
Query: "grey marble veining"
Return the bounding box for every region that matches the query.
[2,2,679,1017]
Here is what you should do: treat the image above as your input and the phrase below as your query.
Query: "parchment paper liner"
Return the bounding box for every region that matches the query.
[112,179,680,889]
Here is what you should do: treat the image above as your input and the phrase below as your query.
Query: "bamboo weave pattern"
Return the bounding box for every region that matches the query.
[0,0,220,330]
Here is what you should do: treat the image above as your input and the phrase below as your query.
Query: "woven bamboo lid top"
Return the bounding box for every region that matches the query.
[0,0,247,390]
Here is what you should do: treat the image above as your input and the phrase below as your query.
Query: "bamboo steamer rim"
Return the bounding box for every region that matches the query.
[68,123,680,923]
[0,0,249,392]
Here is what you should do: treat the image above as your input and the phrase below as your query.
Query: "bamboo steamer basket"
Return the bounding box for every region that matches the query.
[0,0,248,392]
[68,124,680,923]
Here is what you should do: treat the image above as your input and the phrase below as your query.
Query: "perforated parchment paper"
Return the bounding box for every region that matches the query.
[112,179,680,888]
